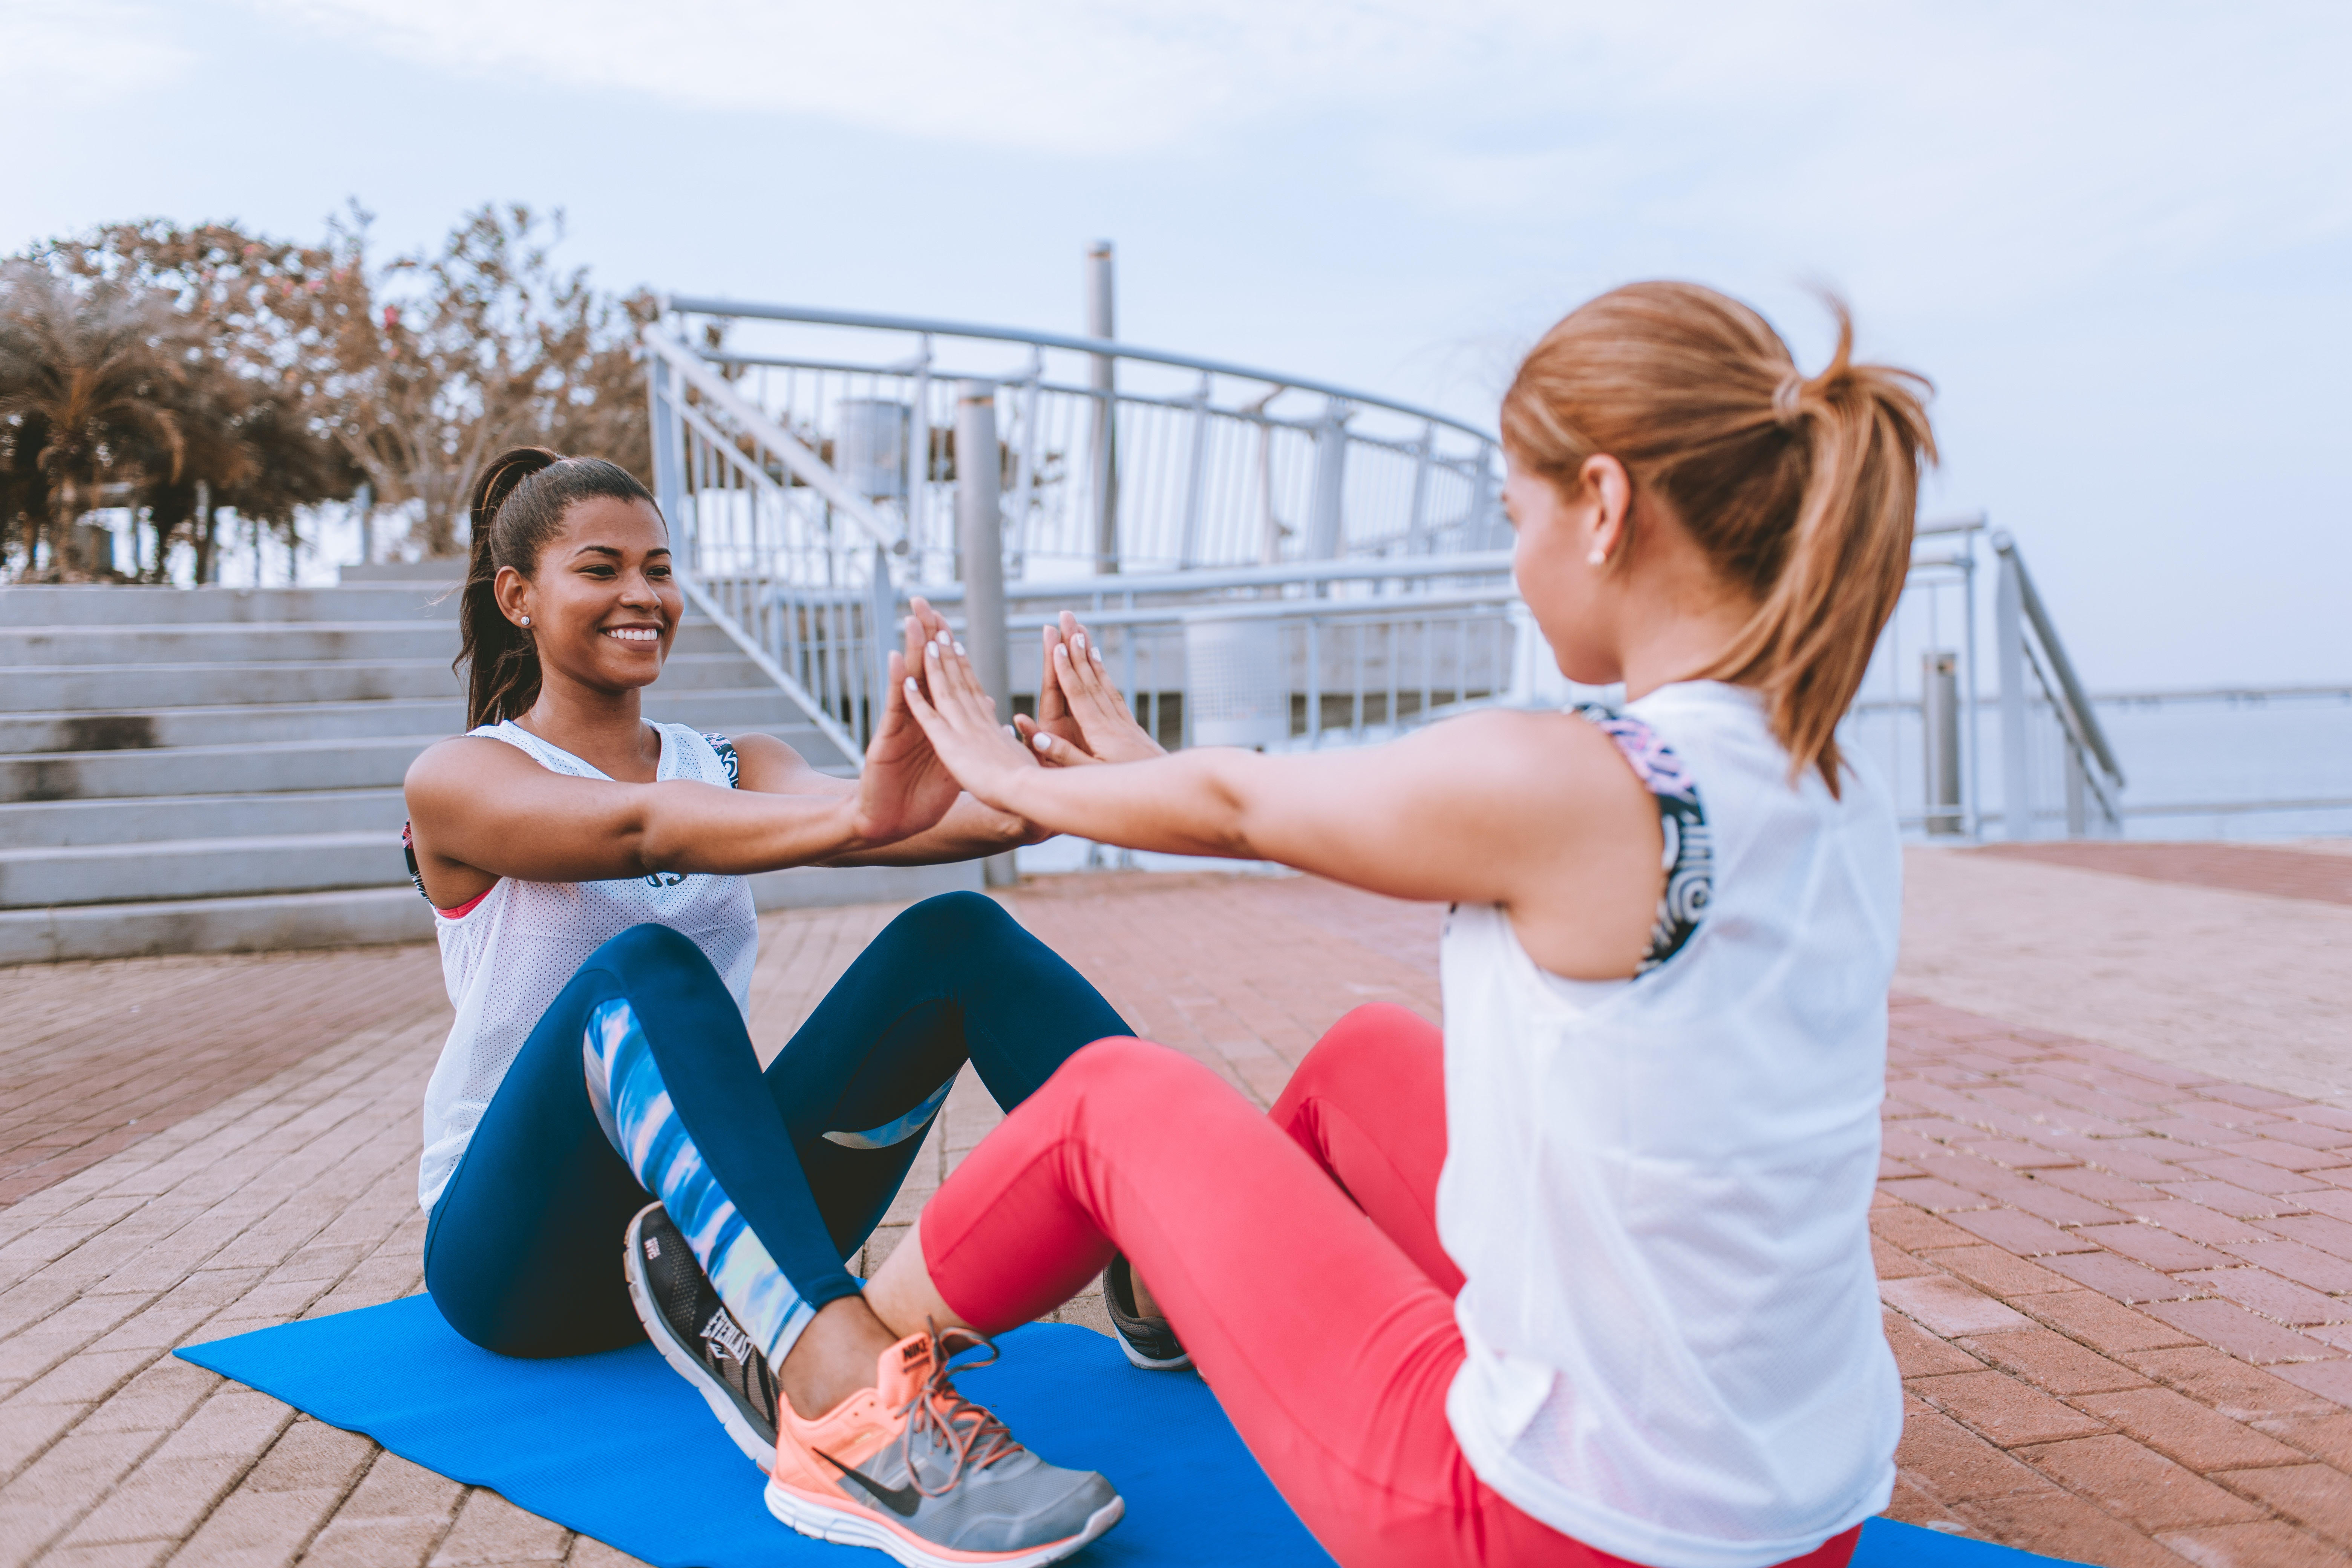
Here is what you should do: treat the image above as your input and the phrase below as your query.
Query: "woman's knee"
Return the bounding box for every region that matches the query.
[1046,1035,1227,1112]
[1275,1003,1440,1121]
[590,921,710,983]
[882,890,1017,952]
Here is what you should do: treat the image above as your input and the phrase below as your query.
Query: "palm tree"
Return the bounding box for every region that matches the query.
[0,262,200,579]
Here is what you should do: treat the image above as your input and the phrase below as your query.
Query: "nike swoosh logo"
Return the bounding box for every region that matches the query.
[818,1449,922,1517]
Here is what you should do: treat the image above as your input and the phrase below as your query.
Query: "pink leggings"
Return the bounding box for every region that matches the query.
[920,1005,1863,1568]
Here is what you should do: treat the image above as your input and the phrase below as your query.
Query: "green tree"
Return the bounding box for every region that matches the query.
[0,262,200,579]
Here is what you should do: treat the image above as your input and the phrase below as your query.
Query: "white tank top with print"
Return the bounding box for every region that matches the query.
[1437,681,1902,1568]
[414,720,758,1209]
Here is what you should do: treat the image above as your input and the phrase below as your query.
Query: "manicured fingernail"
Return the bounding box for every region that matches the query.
[1090,645,1105,665]
[1035,733,1053,751]
[1054,644,1070,662]
[954,640,966,656]
[904,677,918,694]
[1073,633,1086,652]
[926,642,939,658]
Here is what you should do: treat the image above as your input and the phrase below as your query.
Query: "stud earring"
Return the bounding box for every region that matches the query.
[519,615,530,627]
[1586,548,1607,566]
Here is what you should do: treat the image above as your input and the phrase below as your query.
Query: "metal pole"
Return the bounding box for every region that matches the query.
[1086,241,1119,574]
[865,542,896,754]
[956,380,1016,888]
[1307,398,1350,562]
[2064,745,2088,838]
[1995,539,2031,841]
[1922,651,1962,836]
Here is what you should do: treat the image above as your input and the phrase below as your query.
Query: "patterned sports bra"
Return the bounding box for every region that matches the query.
[1570,704,1713,975]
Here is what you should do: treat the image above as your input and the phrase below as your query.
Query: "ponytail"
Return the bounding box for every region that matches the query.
[455,446,662,730]
[1501,283,1936,793]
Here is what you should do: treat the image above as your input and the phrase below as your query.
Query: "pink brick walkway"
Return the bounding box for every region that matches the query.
[7,853,2352,1566]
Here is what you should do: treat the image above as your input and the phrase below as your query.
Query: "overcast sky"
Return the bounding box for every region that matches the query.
[5,0,2346,689]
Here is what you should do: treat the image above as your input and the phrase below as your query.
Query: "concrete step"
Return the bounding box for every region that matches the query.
[3,735,439,802]
[0,621,745,678]
[0,831,406,908]
[2,790,406,849]
[1,620,741,668]
[0,699,464,755]
[0,886,436,964]
[4,715,845,804]
[0,863,980,964]
[5,652,783,713]
[0,583,458,626]
[0,689,837,756]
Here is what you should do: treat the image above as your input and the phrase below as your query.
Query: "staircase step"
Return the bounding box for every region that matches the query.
[1,790,407,849]
[3,735,441,801]
[2,652,789,713]
[0,832,407,908]
[0,583,458,626]
[1,620,739,668]
[0,886,436,964]
[0,699,464,754]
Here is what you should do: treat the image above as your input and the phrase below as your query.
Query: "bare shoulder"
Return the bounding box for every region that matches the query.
[403,733,534,797]
[1418,707,1655,824]
[727,731,850,795]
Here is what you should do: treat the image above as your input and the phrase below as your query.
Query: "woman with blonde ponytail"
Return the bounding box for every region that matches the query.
[859,283,1934,1568]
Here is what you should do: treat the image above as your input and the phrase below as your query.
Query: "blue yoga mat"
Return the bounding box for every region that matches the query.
[179,1297,2072,1566]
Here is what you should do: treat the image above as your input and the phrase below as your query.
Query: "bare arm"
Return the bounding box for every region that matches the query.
[902,633,1665,978]
[730,731,1038,866]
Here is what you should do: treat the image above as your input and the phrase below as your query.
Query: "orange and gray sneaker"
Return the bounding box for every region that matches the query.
[765,1323,1122,1568]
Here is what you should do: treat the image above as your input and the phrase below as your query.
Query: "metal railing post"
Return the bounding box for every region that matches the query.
[1308,398,1351,562]
[956,380,1016,887]
[1922,651,1963,836]
[648,354,684,547]
[866,542,897,751]
[2064,746,2089,838]
[1086,241,1119,574]
[1995,539,2032,841]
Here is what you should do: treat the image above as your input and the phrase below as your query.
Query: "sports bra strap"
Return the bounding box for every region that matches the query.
[1570,703,1713,974]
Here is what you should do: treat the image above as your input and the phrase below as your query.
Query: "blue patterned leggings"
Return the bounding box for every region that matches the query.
[421,892,1131,1359]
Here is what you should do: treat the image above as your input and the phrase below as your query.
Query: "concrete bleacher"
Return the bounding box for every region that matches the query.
[0,579,969,965]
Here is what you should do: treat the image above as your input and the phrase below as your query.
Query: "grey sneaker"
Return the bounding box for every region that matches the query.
[624,1203,779,1469]
[1104,1253,1191,1371]
[765,1323,1123,1568]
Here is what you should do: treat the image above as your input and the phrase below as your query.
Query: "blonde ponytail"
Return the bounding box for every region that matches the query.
[1501,283,1936,793]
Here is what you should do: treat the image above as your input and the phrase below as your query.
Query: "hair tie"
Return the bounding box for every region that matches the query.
[1772,372,1805,430]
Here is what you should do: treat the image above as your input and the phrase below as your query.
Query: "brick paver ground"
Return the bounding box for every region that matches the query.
[1974,842,2352,908]
[5,851,2352,1566]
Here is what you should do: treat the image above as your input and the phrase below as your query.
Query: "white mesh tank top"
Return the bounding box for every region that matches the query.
[415,720,758,1209]
[1436,681,1902,1568]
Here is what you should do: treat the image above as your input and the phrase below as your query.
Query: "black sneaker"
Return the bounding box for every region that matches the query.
[1103,1253,1190,1371]
[625,1202,781,1468]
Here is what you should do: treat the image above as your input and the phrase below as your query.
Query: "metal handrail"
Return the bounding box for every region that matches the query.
[645,331,900,551]
[662,295,1494,442]
[1993,531,2125,786]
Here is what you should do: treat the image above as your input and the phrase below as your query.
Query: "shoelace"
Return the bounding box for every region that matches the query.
[894,1321,1024,1499]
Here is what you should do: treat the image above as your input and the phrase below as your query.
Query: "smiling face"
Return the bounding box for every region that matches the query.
[492,495,679,697]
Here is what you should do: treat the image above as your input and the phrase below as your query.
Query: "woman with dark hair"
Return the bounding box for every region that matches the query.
[402,447,1163,1568]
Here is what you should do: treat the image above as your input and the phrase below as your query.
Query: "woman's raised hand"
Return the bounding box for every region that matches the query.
[1014,613,1168,767]
[900,625,1042,815]
[850,598,967,845]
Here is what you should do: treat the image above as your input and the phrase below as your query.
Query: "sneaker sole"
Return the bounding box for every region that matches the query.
[1113,1334,1193,1372]
[764,1479,1124,1568]
[622,1211,774,1473]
